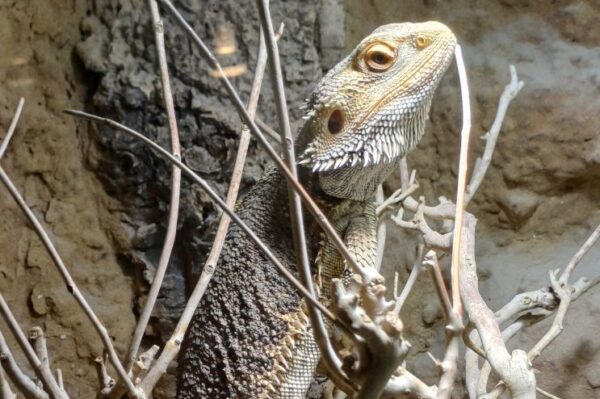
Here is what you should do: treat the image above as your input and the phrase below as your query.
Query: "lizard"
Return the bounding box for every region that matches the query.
[177,21,457,398]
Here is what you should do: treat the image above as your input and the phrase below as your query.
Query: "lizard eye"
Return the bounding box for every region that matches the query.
[364,43,395,72]
[327,109,344,134]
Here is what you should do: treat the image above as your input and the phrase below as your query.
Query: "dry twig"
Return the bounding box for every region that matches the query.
[139,26,275,395]
[0,166,140,398]
[159,0,377,284]
[65,110,339,326]
[256,0,351,390]
[0,98,24,159]
[125,0,182,373]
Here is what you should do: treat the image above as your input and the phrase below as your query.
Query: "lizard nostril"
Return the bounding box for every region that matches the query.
[327,109,344,135]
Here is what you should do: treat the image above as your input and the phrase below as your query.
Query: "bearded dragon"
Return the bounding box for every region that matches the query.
[177,21,456,398]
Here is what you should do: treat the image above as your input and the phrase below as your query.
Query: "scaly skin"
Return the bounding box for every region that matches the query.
[178,22,456,398]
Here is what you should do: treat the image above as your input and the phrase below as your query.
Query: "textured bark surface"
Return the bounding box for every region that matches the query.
[76,0,327,341]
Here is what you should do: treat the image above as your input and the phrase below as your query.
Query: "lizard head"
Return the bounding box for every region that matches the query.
[297,21,456,200]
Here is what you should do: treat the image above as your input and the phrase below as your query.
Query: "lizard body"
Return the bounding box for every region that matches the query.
[178,22,456,398]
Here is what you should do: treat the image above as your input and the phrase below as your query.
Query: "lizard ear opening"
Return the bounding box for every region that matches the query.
[327,109,344,134]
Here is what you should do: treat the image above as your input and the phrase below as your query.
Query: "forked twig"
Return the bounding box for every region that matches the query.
[139,27,274,394]
[0,329,48,399]
[465,65,523,204]
[125,0,183,374]
[0,166,140,398]
[64,110,341,327]
[256,0,351,390]
[159,0,376,283]
[0,293,65,398]
[559,223,600,286]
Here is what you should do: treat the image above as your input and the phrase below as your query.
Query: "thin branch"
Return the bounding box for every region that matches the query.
[449,44,471,317]
[423,250,452,323]
[255,116,282,144]
[28,327,51,379]
[375,186,386,272]
[158,0,375,283]
[0,365,17,399]
[0,329,47,399]
[0,166,139,398]
[391,198,452,249]
[381,367,437,399]
[94,354,114,395]
[458,214,536,399]
[399,157,410,191]
[0,98,25,159]
[55,370,63,391]
[393,244,424,314]
[256,0,351,391]
[376,183,419,217]
[528,270,572,361]
[494,288,557,326]
[465,65,523,204]
[559,223,600,286]
[64,110,340,326]
[125,0,182,373]
[139,27,273,394]
[0,293,64,398]
[436,331,461,399]
[536,387,562,399]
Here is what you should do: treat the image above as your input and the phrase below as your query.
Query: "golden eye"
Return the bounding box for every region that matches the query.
[415,35,432,49]
[364,43,395,72]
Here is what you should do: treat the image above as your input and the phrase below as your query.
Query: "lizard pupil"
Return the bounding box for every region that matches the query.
[372,52,388,65]
[327,109,344,134]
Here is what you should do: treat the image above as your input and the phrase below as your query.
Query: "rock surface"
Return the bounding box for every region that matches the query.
[347,1,600,397]
[0,1,136,397]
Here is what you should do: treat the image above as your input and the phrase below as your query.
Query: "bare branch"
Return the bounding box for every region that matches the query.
[391,198,452,249]
[436,332,461,399]
[28,328,49,372]
[158,0,376,283]
[528,270,572,361]
[0,365,17,399]
[465,65,523,204]
[449,44,471,318]
[64,110,340,326]
[138,25,274,397]
[559,223,600,286]
[376,183,419,217]
[0,329,47,399]
[459,214,536,399]
[393,244,424,314]
[536,386,562,399]
[381,367,437,399]
[423,251,452,323]
[0,98,25,159]
[55,369,64,391]
[94,354,115,395]
[0,166,139,398]
[0,293,64,398]
[125,0,183,374]
[256,0,351,391]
